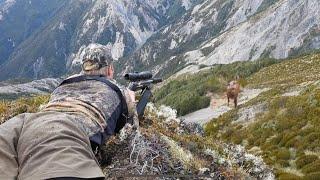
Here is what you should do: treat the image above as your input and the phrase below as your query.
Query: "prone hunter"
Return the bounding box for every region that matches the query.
[0,45,137,180]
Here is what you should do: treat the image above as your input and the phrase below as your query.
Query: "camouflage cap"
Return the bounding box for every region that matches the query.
[82,44,113,71]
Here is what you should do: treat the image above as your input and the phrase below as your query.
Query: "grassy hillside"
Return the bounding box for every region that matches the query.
[154,58,278,116]
[247,53,320,88]
[205,53,320,179]
[0,95,50,124]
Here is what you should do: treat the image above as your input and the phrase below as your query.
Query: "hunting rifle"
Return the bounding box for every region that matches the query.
[124,71,162,119]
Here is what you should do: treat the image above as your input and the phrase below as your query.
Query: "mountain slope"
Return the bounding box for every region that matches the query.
[122,0,320,77]
[205,53,320,179]
[0,0,196,81]
[1,0,319,82]
[200,0,320,64]
[151,52,320,179]
[0,0,67,68]
[0,78,61,100]
[0,0,91,80]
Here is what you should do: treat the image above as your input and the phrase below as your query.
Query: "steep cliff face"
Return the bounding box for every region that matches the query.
[123,0,320,77]
[199,0,320,65]
[71,0,173,62]
[0,0,195,81]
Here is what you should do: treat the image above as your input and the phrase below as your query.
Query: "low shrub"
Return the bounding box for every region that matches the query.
[278,159,290,167]
[276,148,290,160]
[277,172,302,180]
[304,172,320,180]
[301,160,320,174]
[296,155,319,169]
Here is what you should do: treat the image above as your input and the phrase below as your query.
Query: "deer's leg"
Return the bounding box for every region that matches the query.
[228,97,230,106]
[234,97,238,108]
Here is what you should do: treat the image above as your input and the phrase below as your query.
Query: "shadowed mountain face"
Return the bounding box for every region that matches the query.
[0,0,319,81]
[0,0,91,80]
[0,0,194,81]
[0,0,68,73]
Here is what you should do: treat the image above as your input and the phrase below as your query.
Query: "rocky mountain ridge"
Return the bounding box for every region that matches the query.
[0,78,61,100]
[0,0,319,82]
[122,0,320,77]
[0,0,195,81]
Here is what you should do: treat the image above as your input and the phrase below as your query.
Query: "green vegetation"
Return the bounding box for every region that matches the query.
[277,172,301,180]
[304,172,320,180]
[0,92,38,101]
[154,58,278,116]
[296,155,319,169]
[301,160,320,174]
[248,53,320,87]
[204,53,320,178]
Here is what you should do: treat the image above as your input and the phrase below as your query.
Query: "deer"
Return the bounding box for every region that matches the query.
[227,80,240,108]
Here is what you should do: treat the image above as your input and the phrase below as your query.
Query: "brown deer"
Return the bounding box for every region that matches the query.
[227,81,240,108]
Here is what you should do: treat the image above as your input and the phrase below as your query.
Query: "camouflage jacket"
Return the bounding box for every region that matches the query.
[42,74,131,145]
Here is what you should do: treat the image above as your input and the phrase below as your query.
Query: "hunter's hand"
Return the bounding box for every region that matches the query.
[124,88,137,114]
[127,89,136,103]
[123,88,138,126]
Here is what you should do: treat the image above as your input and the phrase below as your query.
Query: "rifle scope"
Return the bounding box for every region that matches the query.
[124,71,153,81]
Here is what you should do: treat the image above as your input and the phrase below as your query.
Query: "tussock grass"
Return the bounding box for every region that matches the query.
[160,135,204,170]
[248,53,320,87]
[0,95,50,124]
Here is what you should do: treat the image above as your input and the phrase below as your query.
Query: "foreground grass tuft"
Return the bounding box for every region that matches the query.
[0,95,50,124]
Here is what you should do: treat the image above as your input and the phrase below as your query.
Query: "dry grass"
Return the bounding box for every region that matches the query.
[248,53,320,87]
[0,95,50,124]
